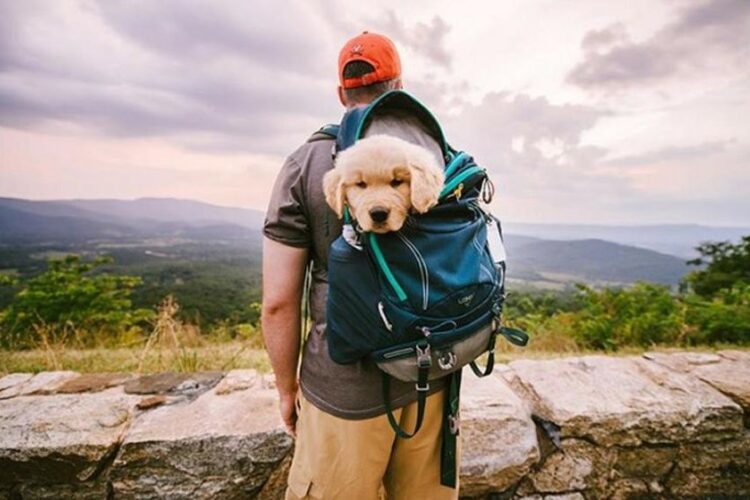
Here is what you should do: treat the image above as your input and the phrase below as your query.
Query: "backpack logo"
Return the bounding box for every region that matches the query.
[458,293,475,307]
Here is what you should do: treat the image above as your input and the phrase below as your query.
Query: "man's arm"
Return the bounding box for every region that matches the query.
[261,236,308,437]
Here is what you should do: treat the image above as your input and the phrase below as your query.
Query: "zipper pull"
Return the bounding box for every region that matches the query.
[378,301,393,332]
[453,183,464,201]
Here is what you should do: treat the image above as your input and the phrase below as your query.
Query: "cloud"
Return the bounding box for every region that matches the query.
[0,1,463,155]
[0,1,348,154]
[95,1,331,77]
[438,92,635,220]
[325,8,453,67]
[445,92,609,171]
[567,0,750,90]
[604,139,736,167]
[373,11,452,68]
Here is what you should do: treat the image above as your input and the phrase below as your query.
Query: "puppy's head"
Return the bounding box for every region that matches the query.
[323,134,444,233]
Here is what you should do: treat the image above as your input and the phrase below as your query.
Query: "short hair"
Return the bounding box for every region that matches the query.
[342,61,400,104]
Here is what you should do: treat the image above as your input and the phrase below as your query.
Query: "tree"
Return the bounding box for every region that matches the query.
[685,236,750,298]
[0,255,153,349]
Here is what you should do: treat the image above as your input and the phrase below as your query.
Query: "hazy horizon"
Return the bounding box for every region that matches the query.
[1,0,749,225]
[4,195,750,230]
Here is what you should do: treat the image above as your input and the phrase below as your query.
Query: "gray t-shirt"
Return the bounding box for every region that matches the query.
[263,110,445,419]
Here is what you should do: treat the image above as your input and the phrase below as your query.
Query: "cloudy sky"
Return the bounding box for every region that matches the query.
[1,0,748,225]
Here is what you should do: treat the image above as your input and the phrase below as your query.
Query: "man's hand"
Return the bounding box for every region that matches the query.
[261,237,308,437]
[278,385,299,437]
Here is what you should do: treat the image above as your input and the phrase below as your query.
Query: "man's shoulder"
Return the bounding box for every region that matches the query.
[286,130,335,175]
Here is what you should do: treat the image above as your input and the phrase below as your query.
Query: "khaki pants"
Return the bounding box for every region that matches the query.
[285,389,460,500]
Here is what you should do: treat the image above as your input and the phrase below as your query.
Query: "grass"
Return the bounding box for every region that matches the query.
[0,295,272,375]
[0,341,270,375]
[2,337,745,376]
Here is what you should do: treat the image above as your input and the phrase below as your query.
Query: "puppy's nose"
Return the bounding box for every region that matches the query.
[369,207,390,223]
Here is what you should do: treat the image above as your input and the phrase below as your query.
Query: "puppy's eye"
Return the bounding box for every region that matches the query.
[356,181,367,188]
[390,179,404,188]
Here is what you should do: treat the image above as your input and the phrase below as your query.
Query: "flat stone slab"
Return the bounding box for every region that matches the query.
[57,373,134,394]
[718,349,750,362]
[123,371,222,396]
[0,387,137,484]
[0,371,79,399]
[214,369,259,395]
[21,370,79,395]
[644,351,750,421]
[502,355,743,446]
[459,369,540,497]
[0,373,33,399]
[110,377,292,499]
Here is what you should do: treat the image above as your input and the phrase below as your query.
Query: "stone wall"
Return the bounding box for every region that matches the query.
[1,350,748,499]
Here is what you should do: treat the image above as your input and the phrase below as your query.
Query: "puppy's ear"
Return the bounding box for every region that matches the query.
[322,169,346,218]
[408,152,445,213]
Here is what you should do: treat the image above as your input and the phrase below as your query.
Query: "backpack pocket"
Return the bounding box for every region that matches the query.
[326,236,393,364]
[375,320,495,382]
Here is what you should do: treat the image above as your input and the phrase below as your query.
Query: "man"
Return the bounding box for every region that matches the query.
[262,31,458,499]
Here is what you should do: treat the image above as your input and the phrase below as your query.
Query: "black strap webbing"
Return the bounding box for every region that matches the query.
[440,369,462,488]
[469,351,495,377]
[469,332,497,378]
[382,366,430,439]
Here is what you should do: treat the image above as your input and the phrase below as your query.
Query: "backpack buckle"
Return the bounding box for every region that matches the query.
[437,350,457,370]
[415,343,432,369]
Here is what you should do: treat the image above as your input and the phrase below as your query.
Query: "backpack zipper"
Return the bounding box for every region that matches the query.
[396,232,429,310]
[368,233,408,302]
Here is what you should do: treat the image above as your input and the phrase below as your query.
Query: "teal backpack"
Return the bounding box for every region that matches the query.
[311,90,528,488]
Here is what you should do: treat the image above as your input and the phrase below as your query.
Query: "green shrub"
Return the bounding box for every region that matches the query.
[684,283,750,345]
[0,255,153,349]
[569,282,685,350]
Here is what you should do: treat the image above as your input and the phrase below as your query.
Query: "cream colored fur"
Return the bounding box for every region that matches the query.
[323,134,445,233]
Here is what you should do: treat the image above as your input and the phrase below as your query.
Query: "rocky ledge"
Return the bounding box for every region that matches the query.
[0,350,748,499]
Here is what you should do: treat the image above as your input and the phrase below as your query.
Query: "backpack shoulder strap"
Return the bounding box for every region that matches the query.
[335,90,450,162]
[351,90,449,160]
[307,124,340,143]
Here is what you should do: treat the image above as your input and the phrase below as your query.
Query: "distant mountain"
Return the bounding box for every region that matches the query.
[504,237,689,286]
[0,197,124,224]
[0,197,734,286]
[0,206,133,243]
[0,197,263,244]
[504,222,750,258]
[61,198,265,229]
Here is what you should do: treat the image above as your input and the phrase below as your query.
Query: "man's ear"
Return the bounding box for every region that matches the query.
[337,86,346,107]
[323,169,346,218]
[408,153,445,213]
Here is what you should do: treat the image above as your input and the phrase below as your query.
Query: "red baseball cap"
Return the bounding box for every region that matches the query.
[338,31,402,89]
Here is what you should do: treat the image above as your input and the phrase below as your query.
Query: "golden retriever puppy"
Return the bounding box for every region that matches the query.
[323,134,445,233]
